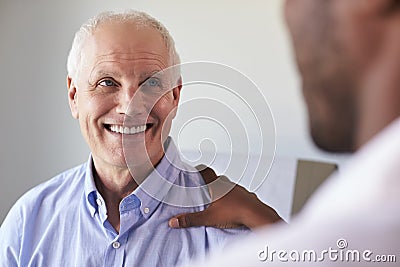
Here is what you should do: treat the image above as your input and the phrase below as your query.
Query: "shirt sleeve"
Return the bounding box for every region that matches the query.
[205,226,251,252]
[0,202,22,267]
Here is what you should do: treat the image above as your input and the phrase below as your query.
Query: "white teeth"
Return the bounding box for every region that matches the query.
[109,124,147,135]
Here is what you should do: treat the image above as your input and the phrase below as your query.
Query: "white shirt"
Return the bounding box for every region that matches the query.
[190,118,400,266]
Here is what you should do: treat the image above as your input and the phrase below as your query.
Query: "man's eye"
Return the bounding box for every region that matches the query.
[144,77,161,87]
[98,79,117,87]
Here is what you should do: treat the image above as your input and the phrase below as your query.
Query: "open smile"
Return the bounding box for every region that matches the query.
[104,123,154,135]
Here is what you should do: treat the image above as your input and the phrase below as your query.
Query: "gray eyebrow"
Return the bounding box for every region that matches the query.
[138,70,162,81]
[91,70,122,80]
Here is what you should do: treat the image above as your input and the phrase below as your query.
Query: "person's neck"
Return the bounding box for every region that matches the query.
[355,36,400,150]
[92,151,165,233]
[355,88,400,150]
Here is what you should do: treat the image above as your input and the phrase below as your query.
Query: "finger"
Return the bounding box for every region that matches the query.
[196,165,218,184]
[168,210,210,228]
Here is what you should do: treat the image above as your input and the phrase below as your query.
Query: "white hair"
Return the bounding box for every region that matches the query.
[66,10,181,79]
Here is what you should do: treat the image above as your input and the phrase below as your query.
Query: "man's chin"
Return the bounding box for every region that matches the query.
[311,130,353,153]
[108,155,130,168]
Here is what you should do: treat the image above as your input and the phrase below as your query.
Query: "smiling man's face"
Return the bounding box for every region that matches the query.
[67,21,181,172]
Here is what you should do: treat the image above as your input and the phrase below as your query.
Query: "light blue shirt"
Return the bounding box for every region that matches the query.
[0,138,249,267]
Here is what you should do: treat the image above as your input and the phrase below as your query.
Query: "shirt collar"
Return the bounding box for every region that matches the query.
[133,137,183,219]
[84,154,99,217]
[83,137,185,219]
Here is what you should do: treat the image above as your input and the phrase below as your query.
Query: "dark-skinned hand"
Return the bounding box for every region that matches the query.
[168,165,282,230]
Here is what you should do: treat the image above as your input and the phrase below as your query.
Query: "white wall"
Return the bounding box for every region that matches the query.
[0,0,348,223]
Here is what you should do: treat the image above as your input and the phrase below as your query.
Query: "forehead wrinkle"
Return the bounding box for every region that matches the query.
[88,51,168,74]
[94,51,169,66]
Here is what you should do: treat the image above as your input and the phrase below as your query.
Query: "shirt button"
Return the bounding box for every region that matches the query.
[144,207,150,214]
[96,198,103,206]
[112,241,120,249]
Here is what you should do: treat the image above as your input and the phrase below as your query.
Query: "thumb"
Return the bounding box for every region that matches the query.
[169,210,210,228]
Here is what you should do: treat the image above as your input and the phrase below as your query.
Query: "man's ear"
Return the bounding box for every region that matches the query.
[67,76,79,119]
[172,76,182,105]
[356,0,400,16]
[168,76,182,120]
[380,0,400,14]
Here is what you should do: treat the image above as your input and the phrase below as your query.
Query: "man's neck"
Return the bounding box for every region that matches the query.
[354,26,400,150]
[355,47,400,150]
[91,152,165,233]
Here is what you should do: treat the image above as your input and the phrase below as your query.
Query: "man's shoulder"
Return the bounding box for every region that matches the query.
[0,162,90,264]
[12,162,88,212]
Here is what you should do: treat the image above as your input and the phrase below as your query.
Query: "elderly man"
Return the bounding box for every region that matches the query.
[0,10,263,267]
[172,0,400,266]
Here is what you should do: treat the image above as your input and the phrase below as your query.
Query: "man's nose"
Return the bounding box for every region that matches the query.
[116,85,147,115]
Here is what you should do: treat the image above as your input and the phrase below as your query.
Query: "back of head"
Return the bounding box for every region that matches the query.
[284,0,400,152]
